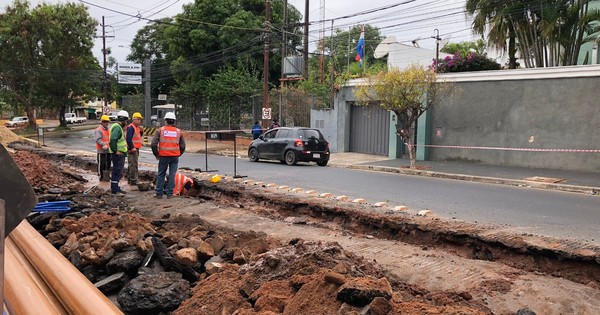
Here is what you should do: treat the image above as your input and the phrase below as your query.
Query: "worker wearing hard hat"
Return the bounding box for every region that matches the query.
[150,111,186,199]
[109,110,130,196]
[126,112,144,185]
[94,115,111,182]
[171,173,200,196]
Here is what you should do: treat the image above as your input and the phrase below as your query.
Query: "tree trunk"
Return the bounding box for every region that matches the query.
[508,22,517,69]
[59,106,67,127]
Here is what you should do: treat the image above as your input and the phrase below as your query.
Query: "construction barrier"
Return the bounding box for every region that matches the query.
[142,127,157,146]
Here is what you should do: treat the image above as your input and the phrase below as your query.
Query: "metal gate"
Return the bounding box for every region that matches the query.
[349,105,389,155]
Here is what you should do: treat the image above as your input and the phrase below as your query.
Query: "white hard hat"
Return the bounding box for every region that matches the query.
[117,110,129,121]
[164,112,176,120]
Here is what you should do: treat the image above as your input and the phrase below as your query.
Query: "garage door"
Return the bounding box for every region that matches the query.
[349,105,389,155]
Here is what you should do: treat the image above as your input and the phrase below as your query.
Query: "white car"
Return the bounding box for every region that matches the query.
[64,113,86,124]
[4,116,29,128]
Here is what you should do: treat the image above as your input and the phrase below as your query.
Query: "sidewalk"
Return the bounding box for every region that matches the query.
[184,137,599,195]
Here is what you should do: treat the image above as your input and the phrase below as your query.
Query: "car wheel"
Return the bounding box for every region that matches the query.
[317,160,328,167]
[285,150,297,166]
[248,148,259,162]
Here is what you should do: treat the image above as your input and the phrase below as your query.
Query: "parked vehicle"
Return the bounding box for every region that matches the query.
[4,116,29,128]
[248,127,330,166]
[64,113,86,124]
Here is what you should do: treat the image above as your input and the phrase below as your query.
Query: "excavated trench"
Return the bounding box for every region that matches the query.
[10,144,600,314]
[197,175,600,289]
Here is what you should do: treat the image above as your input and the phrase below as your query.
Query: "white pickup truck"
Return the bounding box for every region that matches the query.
[64,113,86,124]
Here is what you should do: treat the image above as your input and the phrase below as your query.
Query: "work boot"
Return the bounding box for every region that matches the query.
[166,195,173,199]
[154,194,163,199]
[113,192,125,197]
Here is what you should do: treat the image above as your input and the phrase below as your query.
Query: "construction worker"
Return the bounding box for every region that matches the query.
[94,115,111,181]
[109,110,129,196]
[151,111,186,199]
[126,112,144,185]
[171,173,200,196]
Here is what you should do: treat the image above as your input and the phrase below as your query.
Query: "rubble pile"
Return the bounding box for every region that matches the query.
[12,150,84,193]
[0,125,20,146]
[30,207,489,315]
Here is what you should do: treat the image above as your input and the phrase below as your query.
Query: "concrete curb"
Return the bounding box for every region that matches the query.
[350,165,599,195]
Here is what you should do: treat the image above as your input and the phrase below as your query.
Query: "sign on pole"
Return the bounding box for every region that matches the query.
[158,94,167,101]
[262,108,272,120]
[118,74,142,85]
[117,63,142,73]
[103,106,111,115]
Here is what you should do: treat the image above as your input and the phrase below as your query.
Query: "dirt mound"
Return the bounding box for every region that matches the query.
[12,150,82,191]
[0,125,20,146]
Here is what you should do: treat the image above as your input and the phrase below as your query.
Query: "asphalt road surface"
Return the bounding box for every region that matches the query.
[44,130,600,244]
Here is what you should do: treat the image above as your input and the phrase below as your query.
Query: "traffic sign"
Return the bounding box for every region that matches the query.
[103,106,111,115]
[262,108,271,120]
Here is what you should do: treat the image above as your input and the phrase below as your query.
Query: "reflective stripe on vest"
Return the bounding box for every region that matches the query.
[95,126,109,151]
[128,123,143,148]
[174,174,192,196]
[109,123,127,153]
[158,126,181,157]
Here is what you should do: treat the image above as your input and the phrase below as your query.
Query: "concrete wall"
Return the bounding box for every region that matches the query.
[430,67,600,172]
[313,85,357,153]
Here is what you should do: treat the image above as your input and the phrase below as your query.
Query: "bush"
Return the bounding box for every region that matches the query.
[433,52,501,73]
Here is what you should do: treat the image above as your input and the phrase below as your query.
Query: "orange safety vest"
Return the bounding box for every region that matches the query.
[128,123,143,149]
[95,126,109,151]
[173,173,193,196]
[158,126,182,157]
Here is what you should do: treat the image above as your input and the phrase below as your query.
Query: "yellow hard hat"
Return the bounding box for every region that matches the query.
[132,112,143,119]
[209,175,221,183]
[100,115,110,122]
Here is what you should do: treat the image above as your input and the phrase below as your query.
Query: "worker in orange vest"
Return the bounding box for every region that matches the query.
[151,112,186,199]
[126,112,144,185]
[173,173,201,196]
[94,115,111,181]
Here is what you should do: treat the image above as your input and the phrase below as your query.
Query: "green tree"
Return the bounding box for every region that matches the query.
[441,39,487,56]
[205,63,262,129]
[466,0,519,69]
[354,66,447,169]
[0,0,99,127]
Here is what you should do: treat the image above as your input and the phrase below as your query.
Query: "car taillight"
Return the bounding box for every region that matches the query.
[294,139,304,147]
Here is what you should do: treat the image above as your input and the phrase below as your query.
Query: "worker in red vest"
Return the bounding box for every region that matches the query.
[126,112,144,185]
[94,115,111,181]
[151,112,186,199]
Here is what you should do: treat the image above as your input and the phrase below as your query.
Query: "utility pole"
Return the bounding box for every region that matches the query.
[143,59,151,127]
[432,28,441,72]
[303,0,309,79]
[263,0,271,128]
[97,16,113,114]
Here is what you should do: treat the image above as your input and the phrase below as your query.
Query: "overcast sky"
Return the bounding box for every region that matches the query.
[4,0,475,64]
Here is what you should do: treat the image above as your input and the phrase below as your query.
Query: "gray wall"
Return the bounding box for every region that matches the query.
[430,76,600,172]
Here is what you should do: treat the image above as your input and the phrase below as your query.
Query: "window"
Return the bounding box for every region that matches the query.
[264,130,278,139]
[299,129,321,140]
[275,129,290,139]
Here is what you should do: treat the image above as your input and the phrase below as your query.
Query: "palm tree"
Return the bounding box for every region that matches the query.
[466,0,520,69]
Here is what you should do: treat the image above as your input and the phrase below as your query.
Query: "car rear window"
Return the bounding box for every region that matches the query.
[299,129,322,140]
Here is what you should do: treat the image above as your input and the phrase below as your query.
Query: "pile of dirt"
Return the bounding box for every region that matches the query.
[0,125,20,146]
[11,150,84,192]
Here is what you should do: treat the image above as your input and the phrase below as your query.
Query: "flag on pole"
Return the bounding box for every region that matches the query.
[355,25,365,67]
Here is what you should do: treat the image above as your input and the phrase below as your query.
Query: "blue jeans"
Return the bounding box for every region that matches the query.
[111,153,125,193]
[156,156,179,196]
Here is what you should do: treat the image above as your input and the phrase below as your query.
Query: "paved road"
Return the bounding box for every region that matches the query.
[44,130,600,244]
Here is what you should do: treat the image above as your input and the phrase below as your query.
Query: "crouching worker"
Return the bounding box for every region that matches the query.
[172,173,201,197]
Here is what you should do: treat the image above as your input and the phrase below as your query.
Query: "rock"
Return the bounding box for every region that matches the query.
[95,272,129,294]
[196,240,215,261]
[82,264,101,283]
[60,232,78,255]
[232,249,248,264]
[106,251,143,274]
[205,262,224,275]
[175,248,198,267]
[69,250,83,270]
[324,271,346,285]
[152,237,181,272]
[245,238,270,255]
[81,248,100,264]
[117,272,191,314]
[336,277,392,307]
[338,303,361,315]
[208,235,226,253]
[161,231,179,246]
[48,187,62,194]
[255,295,286,313]
[98,248,116,265]
[516,308,537,315]
[368,296,392,315]
[111,238,131,251]
[136,239,149,253]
